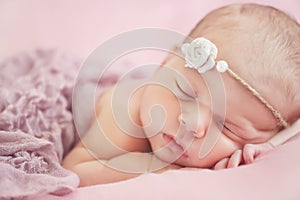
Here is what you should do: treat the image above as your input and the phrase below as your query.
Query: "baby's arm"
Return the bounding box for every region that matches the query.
[63,144,180,186]
[241,119,300,164]
[267,119,300,147]
[63,146,148,186]
[214,119,300,169]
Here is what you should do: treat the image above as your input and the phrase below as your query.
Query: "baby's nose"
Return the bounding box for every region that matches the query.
[178,112,209,139]
[193,129,206,138]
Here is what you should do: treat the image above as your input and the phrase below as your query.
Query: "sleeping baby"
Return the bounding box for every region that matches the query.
[63,3,300,186]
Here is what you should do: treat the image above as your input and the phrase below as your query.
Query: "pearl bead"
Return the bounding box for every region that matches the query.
[216,60,228,73]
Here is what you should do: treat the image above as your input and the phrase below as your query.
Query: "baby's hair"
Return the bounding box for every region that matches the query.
[188,3,300,124]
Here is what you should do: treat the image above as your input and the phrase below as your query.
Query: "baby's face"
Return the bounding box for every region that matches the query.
[139,52,279,168]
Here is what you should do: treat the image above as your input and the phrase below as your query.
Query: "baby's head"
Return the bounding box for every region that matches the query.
[140,3,300,168]
[188,3,300,124]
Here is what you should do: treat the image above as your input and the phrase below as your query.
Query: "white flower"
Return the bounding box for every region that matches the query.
[181,37,218,73]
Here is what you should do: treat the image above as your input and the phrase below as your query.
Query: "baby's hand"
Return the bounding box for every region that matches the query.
[242,142,273,164]
[213,149,243,170]
[213,142,273,170]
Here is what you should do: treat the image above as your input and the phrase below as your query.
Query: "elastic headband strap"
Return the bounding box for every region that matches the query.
[226,68,288,128]
[181,37,289,128]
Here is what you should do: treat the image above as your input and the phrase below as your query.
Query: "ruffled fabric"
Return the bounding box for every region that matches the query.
[0,49,80,199]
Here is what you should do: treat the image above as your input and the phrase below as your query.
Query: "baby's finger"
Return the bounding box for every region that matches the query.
[213,158,229,170]
[243,144,256,164]
[227,150,243,168]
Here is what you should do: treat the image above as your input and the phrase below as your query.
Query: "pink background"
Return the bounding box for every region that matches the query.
[0,0,300,62]
[1,1,300,199]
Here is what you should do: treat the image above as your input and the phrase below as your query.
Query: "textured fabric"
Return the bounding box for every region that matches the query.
[0,49,80,199]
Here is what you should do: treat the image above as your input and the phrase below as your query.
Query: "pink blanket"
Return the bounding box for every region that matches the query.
[0,49,80,199]
[0,48,140,199]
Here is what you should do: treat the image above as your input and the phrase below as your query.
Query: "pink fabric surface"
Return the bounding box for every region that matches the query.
[0,50,80,199]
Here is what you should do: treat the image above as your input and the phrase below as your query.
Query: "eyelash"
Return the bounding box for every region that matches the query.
[175,81,194,98]
[223,124,231,131]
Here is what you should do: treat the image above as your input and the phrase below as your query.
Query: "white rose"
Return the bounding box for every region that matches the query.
[181,37,218,73]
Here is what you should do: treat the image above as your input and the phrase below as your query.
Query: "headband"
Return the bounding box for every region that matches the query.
[181,37,288,128]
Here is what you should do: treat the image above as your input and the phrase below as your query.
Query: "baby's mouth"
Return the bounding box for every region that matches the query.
[162,133,188,158]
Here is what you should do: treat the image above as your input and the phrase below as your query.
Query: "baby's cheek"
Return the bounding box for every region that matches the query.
[199,134,242,167]
[212,134,242,160]
[140,89,179,135]
[141,88,180,123]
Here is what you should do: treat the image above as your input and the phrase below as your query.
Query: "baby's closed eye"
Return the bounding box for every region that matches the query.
[175,80,197,100]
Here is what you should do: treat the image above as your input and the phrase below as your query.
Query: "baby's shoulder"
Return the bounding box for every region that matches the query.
[95,80,145,116]
[95,85,115,115]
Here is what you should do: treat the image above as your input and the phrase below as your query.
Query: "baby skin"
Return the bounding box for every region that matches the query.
[63,4,300,186]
